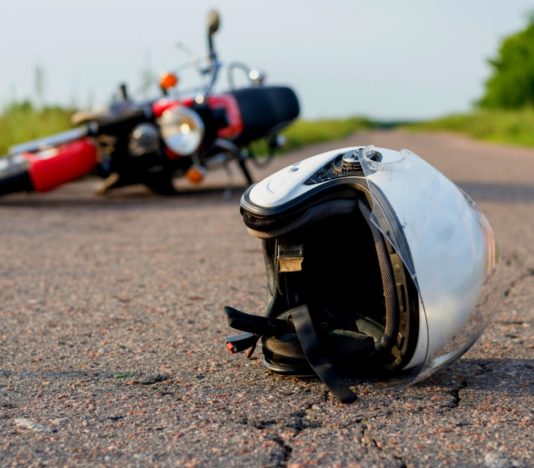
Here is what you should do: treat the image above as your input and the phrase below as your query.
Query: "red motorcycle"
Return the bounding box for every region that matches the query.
[0,10,299,196]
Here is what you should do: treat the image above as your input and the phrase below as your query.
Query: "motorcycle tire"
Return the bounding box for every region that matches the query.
[144,173,178,196]
[0,159,33,196]
[249,151,274,169]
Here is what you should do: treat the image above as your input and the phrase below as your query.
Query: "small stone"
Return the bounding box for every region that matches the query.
[139,374,170,385]
[484,452,509,468]
[14,418,56,433]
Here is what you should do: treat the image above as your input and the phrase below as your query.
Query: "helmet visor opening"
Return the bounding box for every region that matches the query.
[300,210,387,334]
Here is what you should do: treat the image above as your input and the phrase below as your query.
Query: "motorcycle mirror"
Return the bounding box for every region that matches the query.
[119,83,129,101]
[207,9,221,35]
[249,69,266,86]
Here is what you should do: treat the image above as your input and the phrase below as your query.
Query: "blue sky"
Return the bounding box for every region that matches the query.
[1,0,532,119]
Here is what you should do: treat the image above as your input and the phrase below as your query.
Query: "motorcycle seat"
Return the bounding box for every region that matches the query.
[229,86,300,144]
[71,108,110,125]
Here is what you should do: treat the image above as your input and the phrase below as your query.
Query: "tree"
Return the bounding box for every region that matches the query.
[478,13,534,109]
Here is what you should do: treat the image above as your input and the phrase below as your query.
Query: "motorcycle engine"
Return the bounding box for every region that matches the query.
[128,123,160,156]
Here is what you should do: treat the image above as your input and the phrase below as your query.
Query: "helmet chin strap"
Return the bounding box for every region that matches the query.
[289,304,358,403]
[224,304,358,403]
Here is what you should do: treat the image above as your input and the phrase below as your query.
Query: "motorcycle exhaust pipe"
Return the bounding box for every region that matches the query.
[0,155,33,196]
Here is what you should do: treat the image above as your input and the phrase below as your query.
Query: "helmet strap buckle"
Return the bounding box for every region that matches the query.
[276,241,304,273]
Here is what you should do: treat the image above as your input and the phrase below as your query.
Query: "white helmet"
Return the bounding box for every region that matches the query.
[225,146,500,403]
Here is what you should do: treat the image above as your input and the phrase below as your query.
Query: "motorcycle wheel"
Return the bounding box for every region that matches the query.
[144,173,178,196]
[0,157,33,196]
[249,153,274,169]
[247,147,274,169]
[0,170,33,196]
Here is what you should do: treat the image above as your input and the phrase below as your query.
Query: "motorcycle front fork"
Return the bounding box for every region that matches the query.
[209,138,253,186]
[237,154,253,185]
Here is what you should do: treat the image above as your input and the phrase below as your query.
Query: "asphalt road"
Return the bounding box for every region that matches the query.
[0,130,532,466]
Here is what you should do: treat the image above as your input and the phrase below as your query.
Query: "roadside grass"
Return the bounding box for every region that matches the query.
[404,108,534,147]
[0,101,74,155]
[281,116,376,152]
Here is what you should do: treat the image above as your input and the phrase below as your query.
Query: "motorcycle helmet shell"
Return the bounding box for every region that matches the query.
[224,146,499,403]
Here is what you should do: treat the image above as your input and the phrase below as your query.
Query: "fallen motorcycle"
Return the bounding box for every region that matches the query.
[0,10,299,196]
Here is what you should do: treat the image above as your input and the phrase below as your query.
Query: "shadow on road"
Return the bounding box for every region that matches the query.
[3,359,531,398]
[416,358,533,395]
[2,180,533,211]
[459,181,534,203]
[0,185,248,210]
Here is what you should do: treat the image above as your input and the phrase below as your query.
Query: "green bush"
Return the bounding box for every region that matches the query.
[405,108,534,147]
[479,13,534,109]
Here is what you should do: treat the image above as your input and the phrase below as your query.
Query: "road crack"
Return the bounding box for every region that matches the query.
[503,267,534,298]
[270,435,293,467]
[267,402,321,467]
[448,379,468,408]
[232,399,322,467]
[393,454,408,468]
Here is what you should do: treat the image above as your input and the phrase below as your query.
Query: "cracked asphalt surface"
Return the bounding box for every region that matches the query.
[0,130,532,466]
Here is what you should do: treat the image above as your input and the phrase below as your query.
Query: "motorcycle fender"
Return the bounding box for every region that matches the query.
[206,94,243,139]
[25,138,98,192]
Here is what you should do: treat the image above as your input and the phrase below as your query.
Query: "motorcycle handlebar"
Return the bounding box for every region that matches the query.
[207,9,220,58]
[202,10,221,99]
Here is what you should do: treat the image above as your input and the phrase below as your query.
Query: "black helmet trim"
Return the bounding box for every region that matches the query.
[241,175,367,217]
[245,198,358,240]
[241,177,369,237]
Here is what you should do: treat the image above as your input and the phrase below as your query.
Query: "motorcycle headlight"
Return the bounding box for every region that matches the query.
[158,106,204,156]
